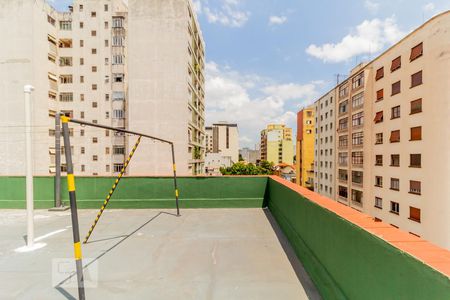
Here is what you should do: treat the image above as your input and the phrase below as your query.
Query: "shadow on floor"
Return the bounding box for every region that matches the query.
[55,210,177,299]
[263,208,322,300]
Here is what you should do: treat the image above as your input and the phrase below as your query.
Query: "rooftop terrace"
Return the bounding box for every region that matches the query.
[0,176,449,299]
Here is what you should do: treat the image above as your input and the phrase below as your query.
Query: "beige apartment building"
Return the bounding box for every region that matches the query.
[260,124,293,165]
[314,11,450,249]
[207,122,239,163]
[0,0,205,176]
[313,90,336,199]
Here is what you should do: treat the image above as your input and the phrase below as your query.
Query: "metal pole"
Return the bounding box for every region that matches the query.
[171,144,180,216]
[61,116,85,300]
[54,112,61,208]
[24,85,34,247]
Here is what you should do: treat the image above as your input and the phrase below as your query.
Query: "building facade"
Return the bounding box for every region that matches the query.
[209,122,239,163]
[313,91,336,198]
[296,106,315,189]
[306,11,450,249]
[0,0,205,176]
[260,124,293,165]
[239,147,260,164]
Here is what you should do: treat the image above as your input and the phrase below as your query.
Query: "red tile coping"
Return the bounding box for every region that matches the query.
[269,175,450,278]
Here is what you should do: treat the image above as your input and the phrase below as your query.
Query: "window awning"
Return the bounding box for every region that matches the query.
[374,111,383,123]
[375,67,384,80]
[390,130,400,142]
[410,43,423,61]
[48,72,57,81]
[391,57,401,72]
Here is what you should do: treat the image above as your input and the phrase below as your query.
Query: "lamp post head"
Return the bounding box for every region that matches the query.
[24,85,34,93]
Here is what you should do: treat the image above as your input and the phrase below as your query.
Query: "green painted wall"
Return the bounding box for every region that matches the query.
[267,178,450,300]
[0,176,267,209]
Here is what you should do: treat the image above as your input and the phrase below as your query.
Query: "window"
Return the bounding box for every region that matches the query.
[112,36,124,46]
[391,106,400,119]
[339,186,348,199]
[112,17,124,28]
[113,55,124,65]
[375,155,383,166]
[390,154,400,167]
[80,58,84,65]
[376,89,384,102]
[92,66,98,72]
[339,135,348,147]
[59,57,72,66]
[92,102,98,108]
[375,133,383,144]
[338,118,348,130]
[409,207,421,222]
[375,176,383,187]
[80,22,84,28]
[338,169,348,181]
[410,99,422,114]
[114,164,124,172]
[410,127,422,141]
[105,39,109,47]
[375,197,382,209]
[410,70,423,88]
[352,72,364,89]
[391,81,401,95]
[80,129,84,136]
[352,171,363,184]
[91,48,97,54]
[390,178,400,191]
[104,4,108,11]
[80,94,85,101]
[105,94,110,101]
[60,75,73,84]
[375,67,384,80]
[113,73,124,82]
[81,165,85,172]
[352,151,363,165]
[374,111,383,123]
[105,58,109,65]
[352,189,363,205]
[91,11,96,17]
[390,201,400,214]
[59,93,73,102]
[59,21,72,30]
[339,100,348,114]
[113,146,125,155]
[338,152,348,166]
[410,154,421,168]
[106,165,110,172]
[93,155,98,161]
[92,137,98,143]
[352,132,363,146]
[80,76,84,83]
[352,112,364,127]
[92,84,97,90]
[80,111,85,119]
[352,92,364,108]
[81,147,85,154]
[105,112,110,119]
[113,109,125,119]
[410,180,421,195]
[390,130,400,143]
[410,43,423,61]
[112,91,125,101]
[91,30,97,36]
[47,15,56,26]
[79,4,83,11]
[391,56,401,72]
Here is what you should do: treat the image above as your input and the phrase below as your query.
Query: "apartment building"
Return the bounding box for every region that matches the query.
[239,147,260,164]
[364,11,450,248]
[205,126,213,153]
[313,91,336,199]
[305,11,450,249]
[260,124,294,165]
[127,0,205,175]
[209,122,239,163]
[296,106,315,189]
[0,0,205,176]
[335,64,369,211]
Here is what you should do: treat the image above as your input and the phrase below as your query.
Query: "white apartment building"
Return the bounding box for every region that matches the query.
[206,122,239,163]
[0,0,205,176]
[313,90,336,199]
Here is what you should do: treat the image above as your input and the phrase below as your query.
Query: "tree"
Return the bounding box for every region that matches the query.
[220,160,274,175]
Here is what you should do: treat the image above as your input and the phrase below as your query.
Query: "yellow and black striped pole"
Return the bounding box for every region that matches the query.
[83,136,142,244]
[171,143,180,216]
[61,115,85,300]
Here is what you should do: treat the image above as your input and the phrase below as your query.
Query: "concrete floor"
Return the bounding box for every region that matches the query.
[0,208,320,300]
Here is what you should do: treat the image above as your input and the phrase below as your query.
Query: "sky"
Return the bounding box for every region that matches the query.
[51,0,450,149]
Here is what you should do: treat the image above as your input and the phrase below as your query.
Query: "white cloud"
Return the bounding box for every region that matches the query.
[269,15,287,26]
[423,3,435,12]
[305,17,405,63]
[364,0,380,13]
[200,0,249,27]
[205,62,323,147]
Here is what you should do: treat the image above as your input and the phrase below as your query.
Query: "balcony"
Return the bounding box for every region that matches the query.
[0,176,448,299]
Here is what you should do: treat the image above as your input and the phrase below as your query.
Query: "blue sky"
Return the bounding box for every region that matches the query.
[51,0,450,148]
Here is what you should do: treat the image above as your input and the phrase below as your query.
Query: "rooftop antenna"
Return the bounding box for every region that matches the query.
[334,74,347,85]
